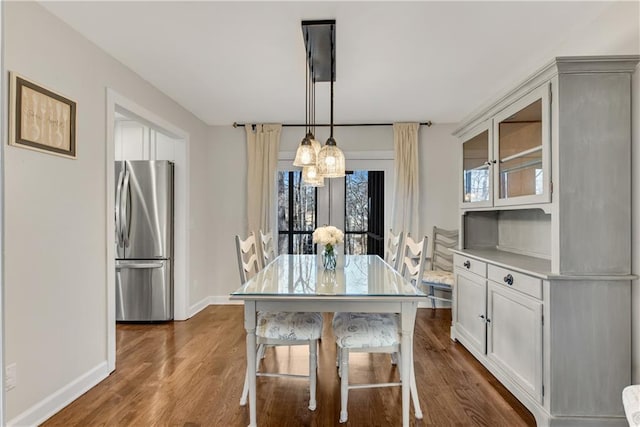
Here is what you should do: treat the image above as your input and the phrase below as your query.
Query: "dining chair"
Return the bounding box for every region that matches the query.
[384,229,404,271]
[421,226,458,309]
[259,229,277,268]
[235,233,323,411]
[332,234,427,423]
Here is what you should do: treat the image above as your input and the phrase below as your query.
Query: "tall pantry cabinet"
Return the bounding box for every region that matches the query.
[451,56,639,427]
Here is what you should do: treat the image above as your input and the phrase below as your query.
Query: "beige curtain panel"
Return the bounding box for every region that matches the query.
[245,124,282,236]
[391,122,420,239]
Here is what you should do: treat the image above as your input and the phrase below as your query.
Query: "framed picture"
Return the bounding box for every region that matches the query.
[9,72,77,159]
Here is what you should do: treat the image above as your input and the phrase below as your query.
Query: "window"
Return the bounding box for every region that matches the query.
[277,171,317,254]
[344,170,384,257]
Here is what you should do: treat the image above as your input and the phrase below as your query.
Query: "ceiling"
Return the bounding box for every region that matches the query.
[40,1,638,127]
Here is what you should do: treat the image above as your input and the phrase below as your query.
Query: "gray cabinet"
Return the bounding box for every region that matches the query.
[487,281,542,403]
[452,56,638,427]
[454,268,486,354]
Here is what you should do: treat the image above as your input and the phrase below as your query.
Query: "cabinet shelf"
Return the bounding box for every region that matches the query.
[500,159,542,175]
[500,145,543,163]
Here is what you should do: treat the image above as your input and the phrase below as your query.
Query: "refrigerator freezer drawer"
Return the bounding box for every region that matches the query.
[116,260,173,321]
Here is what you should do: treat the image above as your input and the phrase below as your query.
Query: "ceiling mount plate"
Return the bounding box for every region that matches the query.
[301,20,335,83]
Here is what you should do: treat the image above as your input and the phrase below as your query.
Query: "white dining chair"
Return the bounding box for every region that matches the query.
[421,226,458,309]
[332,234,427,423]
[235,232,323,411]
[259,229,277,268]
[384,229,404,271]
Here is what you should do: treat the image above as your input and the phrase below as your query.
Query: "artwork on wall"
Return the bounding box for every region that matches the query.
[9,72,77,159]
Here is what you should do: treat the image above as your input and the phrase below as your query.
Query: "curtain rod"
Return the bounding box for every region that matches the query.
[232,121,432,128]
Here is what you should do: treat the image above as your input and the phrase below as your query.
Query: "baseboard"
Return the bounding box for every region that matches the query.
[209,296,243,306]
[188,296,242,317]
[8,361,109,427]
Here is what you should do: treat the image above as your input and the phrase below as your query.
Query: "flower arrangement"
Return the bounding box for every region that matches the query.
[312,225,344,253]
[313,226,344,270]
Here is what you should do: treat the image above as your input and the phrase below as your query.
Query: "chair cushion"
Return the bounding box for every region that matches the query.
[332,312,399,349]
[257,311,323,340]
[423,270,454,286]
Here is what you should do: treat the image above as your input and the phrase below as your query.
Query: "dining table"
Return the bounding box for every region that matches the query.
[230,254,426,427]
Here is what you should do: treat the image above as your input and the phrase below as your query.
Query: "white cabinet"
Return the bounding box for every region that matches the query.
[460,84,551,210]
[454,269,486,354]
[486,281,542,403]
[461,121,492,208]
[452,56,638,427]
[493,83,551,207]
[454,254,543,405]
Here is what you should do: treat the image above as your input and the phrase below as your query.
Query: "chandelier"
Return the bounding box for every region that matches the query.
[295,20,345,184]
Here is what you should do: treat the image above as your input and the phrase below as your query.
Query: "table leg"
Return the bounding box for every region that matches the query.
[244,301,257,427]
[400,302,413,427]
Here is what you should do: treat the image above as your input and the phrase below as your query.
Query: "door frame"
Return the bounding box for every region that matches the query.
[106,89,190,371]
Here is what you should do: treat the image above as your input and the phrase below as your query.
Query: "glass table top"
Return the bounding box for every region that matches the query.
[231,255,425,297]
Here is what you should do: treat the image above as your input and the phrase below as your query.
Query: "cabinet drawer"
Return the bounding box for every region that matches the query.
[454,255,486,277]
[487,265,542,299]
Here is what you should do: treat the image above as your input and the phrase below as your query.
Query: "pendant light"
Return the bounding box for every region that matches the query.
[293,42,317,167]
[317,23,346,178]
[302,58,324,186]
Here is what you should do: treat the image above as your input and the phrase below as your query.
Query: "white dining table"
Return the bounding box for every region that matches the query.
[230,254,426,427]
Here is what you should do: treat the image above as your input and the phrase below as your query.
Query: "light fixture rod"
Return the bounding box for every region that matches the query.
[330,23,335,139]
[233,121,434,128]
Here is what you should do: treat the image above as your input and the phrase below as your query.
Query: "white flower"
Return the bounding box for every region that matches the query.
[312,225,344,249]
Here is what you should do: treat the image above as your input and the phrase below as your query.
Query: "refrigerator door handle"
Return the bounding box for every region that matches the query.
[121,170,131,248]
[116,262,164,269]
[115,169,125,247]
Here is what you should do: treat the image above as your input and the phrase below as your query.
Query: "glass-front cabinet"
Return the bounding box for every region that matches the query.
[461,122,492,208]
[493,83,551,206]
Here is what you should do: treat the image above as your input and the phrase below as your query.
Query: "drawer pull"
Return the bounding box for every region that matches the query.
[504,274,514,286]
[463,260,471,269]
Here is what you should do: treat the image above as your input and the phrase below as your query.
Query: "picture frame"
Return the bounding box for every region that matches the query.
[9,72,77,159]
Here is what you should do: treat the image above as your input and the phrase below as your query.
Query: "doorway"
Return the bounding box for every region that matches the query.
[106,89,190,371]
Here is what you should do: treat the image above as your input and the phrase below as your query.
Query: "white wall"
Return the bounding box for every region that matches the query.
[206,123,460,300]
[3,2,209,423]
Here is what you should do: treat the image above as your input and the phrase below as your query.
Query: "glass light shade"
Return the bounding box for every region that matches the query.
[302,165,324,187]
[317,137,346,178]
[308,134,322,155]
[293,134,317,167]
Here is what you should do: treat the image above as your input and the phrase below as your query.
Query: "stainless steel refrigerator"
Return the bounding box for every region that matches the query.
[115,160,174,321]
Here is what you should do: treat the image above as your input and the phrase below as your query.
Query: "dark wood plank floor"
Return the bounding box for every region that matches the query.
[42,306,535,426]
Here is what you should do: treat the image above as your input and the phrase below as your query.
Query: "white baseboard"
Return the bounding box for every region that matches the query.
[209,296,243,305]
[8,361,109,427]
[188,296,243,317]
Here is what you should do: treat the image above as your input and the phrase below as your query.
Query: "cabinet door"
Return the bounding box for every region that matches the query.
[487,281,543,403]
[493,83,551,206]
[461,121,493,208]
[455,269,487,354]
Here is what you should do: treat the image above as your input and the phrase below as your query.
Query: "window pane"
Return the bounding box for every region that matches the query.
[345,234,367,255]
[278,234,288,255]
[292,173,316,232]
[278,172,289,232]
[293,233,314,255]
[345,171,368,233]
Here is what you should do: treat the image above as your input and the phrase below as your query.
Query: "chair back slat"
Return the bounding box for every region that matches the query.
[235,232,261,285]
[400,234,428,284]
[431,226,458,272]
[385,229,404,271]
[260,229,277,267]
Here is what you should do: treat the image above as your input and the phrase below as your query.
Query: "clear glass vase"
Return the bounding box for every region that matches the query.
[322,247,337,270]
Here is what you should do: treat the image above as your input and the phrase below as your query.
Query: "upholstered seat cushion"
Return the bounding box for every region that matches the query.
[257,311,323,340]
[423,270,454,286]
[332,312,399,349]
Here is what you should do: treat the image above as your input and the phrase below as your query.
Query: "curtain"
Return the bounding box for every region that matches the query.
[245,124,281,236]
[391,122,420,239]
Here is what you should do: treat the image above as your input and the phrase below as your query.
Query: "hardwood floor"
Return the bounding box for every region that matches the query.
[43,306,535,426]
